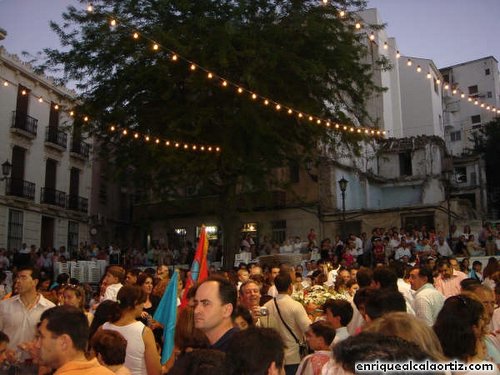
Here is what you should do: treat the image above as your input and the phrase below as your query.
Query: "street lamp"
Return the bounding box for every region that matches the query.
[338,176,348,236]
[1,160,11,181]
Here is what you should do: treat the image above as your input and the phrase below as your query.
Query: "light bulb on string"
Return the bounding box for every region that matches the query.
[264,99,269,106]
[54,104,59,110]
[276,104,281,111]
[110,125,116,132]
[38,97,43,103]
[237,87,243,94]
[207,72,213,79]
[190,64,196,71]
[134,133,139,139]
[87,3,93,12]
[396,51,401,59]
[287,109,293,114]
[355,22,361,29]
[251,93,257,100]
[416,65,422,73]
[133,32,139,39]
[426,73,432,79]
[153,43,159,51]
[222,80,228,87]
[406,59,412,67]
[339,10,346,17]
[444,84,449,90]
[369,32,375,41]
[383,42,388,50]
[2,81,8,87]
[110,19,117,27]
[171,54,178,61]
[122,129,127,135]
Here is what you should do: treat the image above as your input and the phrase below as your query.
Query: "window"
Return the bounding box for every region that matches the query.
[471,115,481,124]
[67,221,79,258]
[433,78,439,94]
[454,167,467,183]
[485,68,490,75]
[7,210,23,251]
[487,91,492,98]
[271,220,286,244]
[399,152,412,176]
[450,131,461,142]
[468,85,478,95]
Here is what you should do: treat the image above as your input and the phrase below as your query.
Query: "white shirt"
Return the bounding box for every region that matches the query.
[103,283,123,302]
[261,294,311,365]
[394,246,412,261]
[434,241,453,257]
[103,321,146,375]
[0,294,55,360]
[332,326,349,346]
[413,283,445,326]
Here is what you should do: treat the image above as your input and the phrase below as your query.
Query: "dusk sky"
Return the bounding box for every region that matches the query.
[0,0,499,70]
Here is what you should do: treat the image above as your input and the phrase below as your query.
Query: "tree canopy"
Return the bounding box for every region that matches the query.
[42,0,385,263]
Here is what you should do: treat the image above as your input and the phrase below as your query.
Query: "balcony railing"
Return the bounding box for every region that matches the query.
[70,140,90,159]
[67,194,88,213]
[41,187,67,208]
[11,111,38,137]
[45,127,67,149]
[5,178,36,200]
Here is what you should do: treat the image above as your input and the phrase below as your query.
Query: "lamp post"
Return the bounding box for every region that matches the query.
[1,160,11,181]
[338,176,348,236]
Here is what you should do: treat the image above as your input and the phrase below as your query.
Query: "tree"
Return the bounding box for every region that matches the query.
[472,117,500,219]
[42,0,385,268]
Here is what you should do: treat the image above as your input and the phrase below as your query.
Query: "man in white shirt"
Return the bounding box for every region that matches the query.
[408,267,444,326]
[0,266,55,362]
[323,299,352,346]
[262,272,311,375]
[433,236,453,257]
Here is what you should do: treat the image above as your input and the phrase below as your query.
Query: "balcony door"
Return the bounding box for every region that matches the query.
[49,102,59,128]
[41,216,55,251]
[44,159,57,204]
[69,167,80,197]
[16,85,30,117]
[11,146,26,196]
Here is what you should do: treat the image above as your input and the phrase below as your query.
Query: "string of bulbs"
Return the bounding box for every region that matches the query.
[86,3,387,138]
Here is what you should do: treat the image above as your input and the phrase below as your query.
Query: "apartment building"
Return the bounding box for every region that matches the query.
[0,46,91,254]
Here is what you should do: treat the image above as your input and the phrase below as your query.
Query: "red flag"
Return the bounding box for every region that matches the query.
[180,225,209,307]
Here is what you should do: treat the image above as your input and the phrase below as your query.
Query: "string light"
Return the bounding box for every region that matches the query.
[86,3,93,12]
[171,54,178,61]
[133,32,139,39]
[110,19,117,27]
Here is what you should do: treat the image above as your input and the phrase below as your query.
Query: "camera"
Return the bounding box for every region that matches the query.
[259,307,269,316]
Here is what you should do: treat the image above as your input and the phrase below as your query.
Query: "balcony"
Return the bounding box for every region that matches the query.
[10,111,38,138]
[41,187,67,208]
[70,139,90,160]
[67,194,88,213]
[5,178,36,200]
[45,127,67,151]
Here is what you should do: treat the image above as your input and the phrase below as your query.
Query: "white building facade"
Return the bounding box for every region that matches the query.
[0,47,91,254]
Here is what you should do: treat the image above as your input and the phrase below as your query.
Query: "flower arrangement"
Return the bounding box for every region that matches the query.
[292,285,348,308]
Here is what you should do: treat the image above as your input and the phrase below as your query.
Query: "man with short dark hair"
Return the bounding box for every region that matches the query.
[434,258,466,297]
[226,327,285,375]
[0,266,55,362]
[36,305,113,374]
[408,266,444,326]
[194,276,238,352]
[262,272,310,375]
[323,299,353,346]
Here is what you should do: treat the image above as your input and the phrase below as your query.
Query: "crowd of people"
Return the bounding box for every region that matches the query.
[0,223,500,374]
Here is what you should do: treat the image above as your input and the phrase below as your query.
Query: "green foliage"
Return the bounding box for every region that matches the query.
[40,0,385,250]
[472,117,500,217]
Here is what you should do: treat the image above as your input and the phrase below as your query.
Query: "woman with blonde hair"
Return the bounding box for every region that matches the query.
[364,311,446,361]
